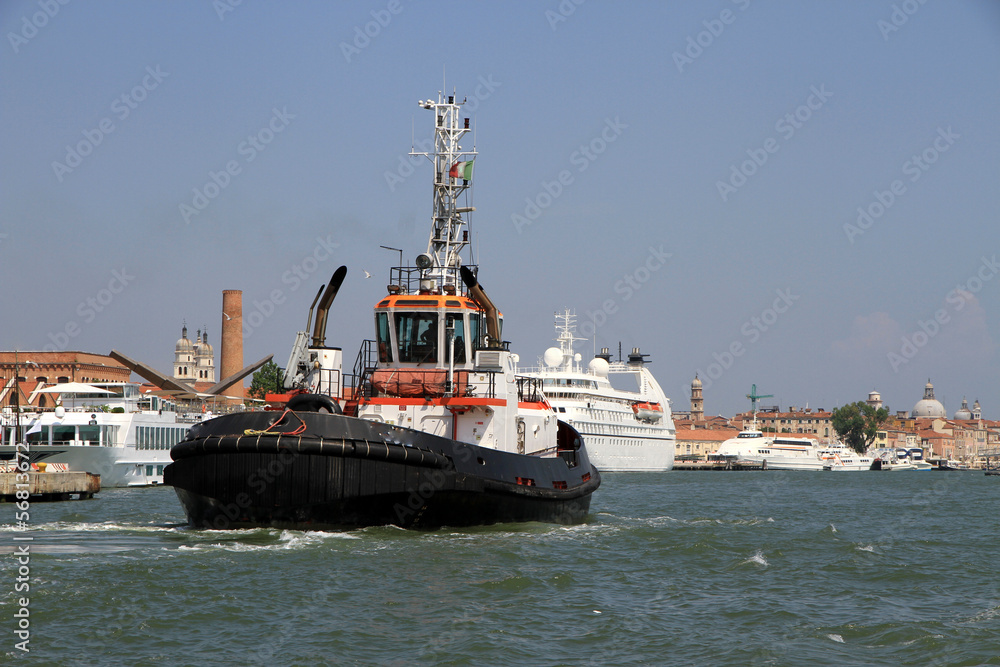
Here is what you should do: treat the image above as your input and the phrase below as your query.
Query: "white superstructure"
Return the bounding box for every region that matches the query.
[0,382,201,486]
[522,311,676,472]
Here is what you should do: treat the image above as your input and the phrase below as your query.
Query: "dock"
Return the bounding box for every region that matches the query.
[0,471,100,501]
[673,459,766,471]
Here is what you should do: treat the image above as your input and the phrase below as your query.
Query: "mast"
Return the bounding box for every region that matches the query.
[554,309,585,372]
[412,91,477,293]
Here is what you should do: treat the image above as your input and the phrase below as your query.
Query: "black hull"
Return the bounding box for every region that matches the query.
[165,411,600,530]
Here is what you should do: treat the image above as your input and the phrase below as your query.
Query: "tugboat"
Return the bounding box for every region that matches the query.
[164,89,600,530]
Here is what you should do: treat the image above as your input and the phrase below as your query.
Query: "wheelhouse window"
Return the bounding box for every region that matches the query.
[446,313,467,363]
[375,312,393,363]
[395,312,438,363]
[469,313,481,350]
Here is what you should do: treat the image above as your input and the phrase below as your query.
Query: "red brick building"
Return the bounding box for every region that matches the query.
[0,351,130,409]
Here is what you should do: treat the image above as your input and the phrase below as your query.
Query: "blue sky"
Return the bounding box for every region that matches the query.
[2,0,998,417]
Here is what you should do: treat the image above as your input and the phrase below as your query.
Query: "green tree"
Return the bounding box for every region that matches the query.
[249,361,284,400]
[832,401,889,454]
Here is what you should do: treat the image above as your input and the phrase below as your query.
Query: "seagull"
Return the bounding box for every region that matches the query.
[223,312,231,320]
[363,270,372,279]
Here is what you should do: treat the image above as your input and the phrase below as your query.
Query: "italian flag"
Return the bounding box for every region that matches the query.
[449,160,474,180]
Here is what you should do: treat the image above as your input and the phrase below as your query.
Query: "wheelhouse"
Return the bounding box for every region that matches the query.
[373,294,502,369]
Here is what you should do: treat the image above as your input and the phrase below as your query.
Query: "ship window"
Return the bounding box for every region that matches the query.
[446,313,466,363]
[79,425,99,445]
[395,312,438,363]
[52,424,75,444]
[26,426,49,445]
[469,313,481,350]
[375,312,393,363]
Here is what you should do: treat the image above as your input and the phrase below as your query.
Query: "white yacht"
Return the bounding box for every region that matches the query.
[522,311,676,472]
[714,422,772,460]
[816,443,874,471]
[871,448,930,470]
[0,382,201,487]
[715,419,874,471]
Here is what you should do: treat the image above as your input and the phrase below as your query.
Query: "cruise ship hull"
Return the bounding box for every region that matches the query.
[573,432,674,472]
[165,411,600,530]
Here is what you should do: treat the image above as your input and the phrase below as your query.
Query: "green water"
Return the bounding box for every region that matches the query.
[3,471,999,665]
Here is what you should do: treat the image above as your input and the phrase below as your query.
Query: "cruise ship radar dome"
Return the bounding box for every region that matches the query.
[543,347,564,367]
[588,357,610,378]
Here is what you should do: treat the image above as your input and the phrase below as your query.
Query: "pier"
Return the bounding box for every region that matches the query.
[0,471,100,501]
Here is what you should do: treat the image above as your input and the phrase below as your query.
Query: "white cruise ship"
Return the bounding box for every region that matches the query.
[0,382,201,486]
[523,311,676,472]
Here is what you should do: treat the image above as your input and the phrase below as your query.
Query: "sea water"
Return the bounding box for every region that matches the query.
[2,471,999,665]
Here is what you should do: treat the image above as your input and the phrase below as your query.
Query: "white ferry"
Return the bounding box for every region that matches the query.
[522,311,676,472]
[0,382,201,486]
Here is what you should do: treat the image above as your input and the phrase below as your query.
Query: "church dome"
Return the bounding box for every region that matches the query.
[912,379,946,418]
[954,397,972,420]
[692,374,702,388]
[197,330,214,357]
[175,325,194,352]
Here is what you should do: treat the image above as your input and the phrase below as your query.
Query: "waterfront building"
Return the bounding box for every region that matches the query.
[735,407,834,442]
[0,352,130,409]
[675,427,738,460]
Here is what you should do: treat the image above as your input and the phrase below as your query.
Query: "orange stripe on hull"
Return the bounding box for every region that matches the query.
[362,396,505,407]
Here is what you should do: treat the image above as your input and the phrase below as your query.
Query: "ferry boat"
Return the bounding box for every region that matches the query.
[164,88,600,530]
[0,382,197,486]
[522,311,675,471]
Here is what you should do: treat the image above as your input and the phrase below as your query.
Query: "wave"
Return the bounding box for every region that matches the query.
[742,549,769,567]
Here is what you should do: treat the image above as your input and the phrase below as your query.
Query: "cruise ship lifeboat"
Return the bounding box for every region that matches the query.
[632,401,663,423]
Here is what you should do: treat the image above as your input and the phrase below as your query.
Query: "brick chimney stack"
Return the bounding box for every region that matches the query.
[221,290,243,397]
